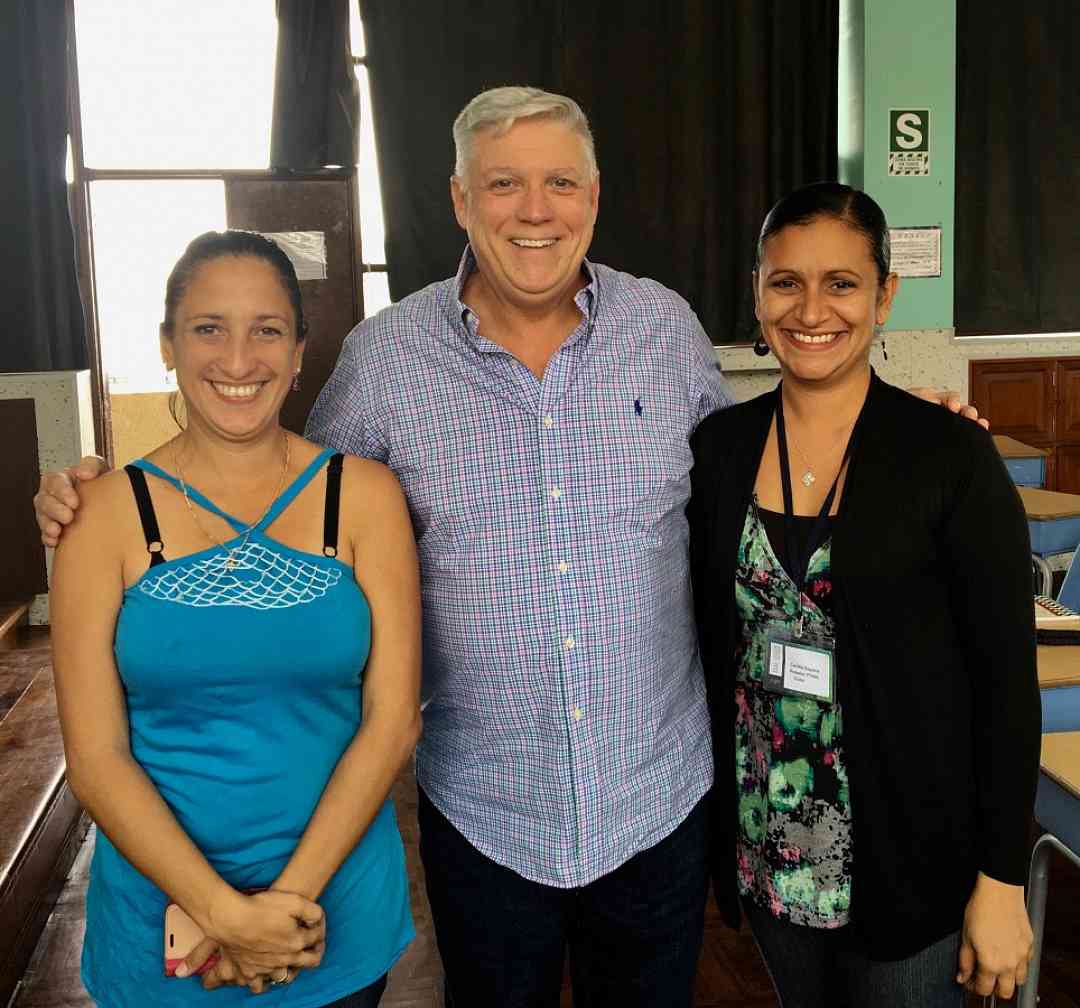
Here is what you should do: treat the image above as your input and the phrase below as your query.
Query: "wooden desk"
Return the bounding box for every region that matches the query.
[1038,646,1080,732]
[1042,731,1080,798]
[1019,486,1080,557]
[997,436,1050,459]
[1024,731,1080,1007]
[996,436,1048,488]
[1039,645,1080,690]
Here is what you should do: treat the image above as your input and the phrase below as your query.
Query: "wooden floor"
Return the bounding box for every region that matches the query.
[8,625,1080,1006]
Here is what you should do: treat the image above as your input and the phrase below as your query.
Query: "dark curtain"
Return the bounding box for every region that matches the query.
[271,0,359,169]
[0,1,87,372]
[956,2,1080,335]
[360,1,837,344]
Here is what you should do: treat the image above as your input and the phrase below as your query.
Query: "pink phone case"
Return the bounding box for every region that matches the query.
[164,903,220,977]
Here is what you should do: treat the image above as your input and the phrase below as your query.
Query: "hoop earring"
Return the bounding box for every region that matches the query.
[753,336,770,357]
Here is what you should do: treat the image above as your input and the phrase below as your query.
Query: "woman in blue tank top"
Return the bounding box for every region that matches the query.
[50,231,420,1007]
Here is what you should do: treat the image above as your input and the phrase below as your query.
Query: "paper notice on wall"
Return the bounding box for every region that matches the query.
[888,226,941,278]
[261,231,327,281]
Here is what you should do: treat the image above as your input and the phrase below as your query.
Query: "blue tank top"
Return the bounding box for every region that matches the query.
[82,448,413,1007]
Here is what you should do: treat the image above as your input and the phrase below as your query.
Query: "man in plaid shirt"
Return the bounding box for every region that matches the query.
[306,86,733,1007]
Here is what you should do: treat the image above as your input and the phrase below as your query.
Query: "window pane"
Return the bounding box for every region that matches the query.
[363,273,392,319]
[349,4,366,59]
[355,65,386,263]
[74,0,276,169]
[89,180,226,392]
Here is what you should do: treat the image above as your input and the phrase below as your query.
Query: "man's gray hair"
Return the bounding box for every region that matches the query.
[452,86,598,184]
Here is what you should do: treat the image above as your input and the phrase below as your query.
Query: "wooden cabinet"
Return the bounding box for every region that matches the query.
[971,357,1080,492]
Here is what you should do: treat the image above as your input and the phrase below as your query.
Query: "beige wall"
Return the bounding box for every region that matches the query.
[109,392,178,466]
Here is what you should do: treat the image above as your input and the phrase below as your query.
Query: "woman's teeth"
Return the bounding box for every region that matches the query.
[212,382,262,398]
[789,331,840,344]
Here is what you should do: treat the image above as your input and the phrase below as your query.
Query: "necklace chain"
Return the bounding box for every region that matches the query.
[784,428,821,487]
[172,431,291,569]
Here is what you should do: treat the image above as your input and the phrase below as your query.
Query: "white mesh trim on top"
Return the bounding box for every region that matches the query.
[138,539,342,609]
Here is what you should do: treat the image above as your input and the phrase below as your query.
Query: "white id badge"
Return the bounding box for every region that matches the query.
[763,624,836,703]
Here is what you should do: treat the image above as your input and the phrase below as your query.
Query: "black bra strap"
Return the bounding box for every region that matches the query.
[124,465,166,567]
[323,453,345,558]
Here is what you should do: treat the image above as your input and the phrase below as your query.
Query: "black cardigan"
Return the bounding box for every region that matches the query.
[688,374,1041,960]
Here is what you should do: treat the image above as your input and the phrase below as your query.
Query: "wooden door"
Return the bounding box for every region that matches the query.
[969,359,1055,445]
[971,357,1080,491]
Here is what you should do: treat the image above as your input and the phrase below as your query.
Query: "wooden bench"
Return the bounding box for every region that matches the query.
[0,602,31,652]
[0,648,88,1006]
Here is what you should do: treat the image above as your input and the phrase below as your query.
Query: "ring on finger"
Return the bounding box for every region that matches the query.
[268,968,291,986]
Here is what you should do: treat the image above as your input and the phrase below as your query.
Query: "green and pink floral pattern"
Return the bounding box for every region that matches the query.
[733,500,853,928]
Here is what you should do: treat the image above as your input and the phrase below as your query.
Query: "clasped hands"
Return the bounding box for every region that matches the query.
[177,887,326,994]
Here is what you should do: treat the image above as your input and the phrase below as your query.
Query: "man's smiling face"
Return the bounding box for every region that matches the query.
[451,115,599,314]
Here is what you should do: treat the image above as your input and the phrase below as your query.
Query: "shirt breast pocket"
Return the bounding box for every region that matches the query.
[584,383,693,547]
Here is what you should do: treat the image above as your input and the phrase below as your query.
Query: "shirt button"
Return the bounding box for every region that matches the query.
[550,486,563,500]
[572,706,584,721]
[556,560,569,574]
[543,414,554,428]
[564,635,575,649]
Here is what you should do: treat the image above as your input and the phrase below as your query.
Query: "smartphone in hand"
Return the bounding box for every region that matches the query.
[164,903,220,977]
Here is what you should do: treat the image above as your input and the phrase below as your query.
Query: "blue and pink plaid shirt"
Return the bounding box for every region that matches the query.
[307,248,734,886]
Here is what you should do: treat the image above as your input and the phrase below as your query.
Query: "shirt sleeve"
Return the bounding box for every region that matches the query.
[941,418,1041,885]
[304,324,389,462]
[688,313,738,426]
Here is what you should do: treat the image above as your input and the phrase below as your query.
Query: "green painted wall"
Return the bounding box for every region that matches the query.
[840,0,955,331]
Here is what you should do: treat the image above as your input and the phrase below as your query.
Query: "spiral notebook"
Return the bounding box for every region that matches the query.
[1035,595,1080,627]
[1035,595,1080,643]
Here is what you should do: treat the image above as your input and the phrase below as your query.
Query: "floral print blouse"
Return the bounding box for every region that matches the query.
[733,499,853,928]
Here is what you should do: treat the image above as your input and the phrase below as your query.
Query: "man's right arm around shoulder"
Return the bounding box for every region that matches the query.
[34,456,109,547]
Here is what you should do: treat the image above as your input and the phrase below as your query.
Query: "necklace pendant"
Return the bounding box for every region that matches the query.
[224,555,237,570]
[801,470,816,488]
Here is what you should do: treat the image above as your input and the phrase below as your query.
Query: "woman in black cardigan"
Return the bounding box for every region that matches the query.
[688,182,1040,1006]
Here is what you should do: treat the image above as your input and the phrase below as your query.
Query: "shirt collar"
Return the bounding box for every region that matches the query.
[452,245,598,343]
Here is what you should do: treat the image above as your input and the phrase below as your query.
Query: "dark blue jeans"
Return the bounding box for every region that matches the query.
[321,974,387,1007]
[742,898,965,1007]
[418,788,710,1008]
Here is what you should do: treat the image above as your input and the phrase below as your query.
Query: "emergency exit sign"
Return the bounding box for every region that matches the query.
[888,109,930,176]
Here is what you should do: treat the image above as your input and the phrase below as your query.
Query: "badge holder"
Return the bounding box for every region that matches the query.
[762,384,868,708]
[762,621,836,703]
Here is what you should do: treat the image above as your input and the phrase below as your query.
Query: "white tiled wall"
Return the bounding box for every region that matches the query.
[0,371,96,624]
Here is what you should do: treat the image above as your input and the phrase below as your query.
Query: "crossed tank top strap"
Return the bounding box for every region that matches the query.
[127,449,341,559]
[130,458,247,532]
[254,446,337,532]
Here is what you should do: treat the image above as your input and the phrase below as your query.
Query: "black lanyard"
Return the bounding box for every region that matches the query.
[774,385,867,625]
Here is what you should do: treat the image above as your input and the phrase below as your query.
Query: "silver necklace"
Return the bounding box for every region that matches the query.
[784,428,821,488]
[172,432,291,571]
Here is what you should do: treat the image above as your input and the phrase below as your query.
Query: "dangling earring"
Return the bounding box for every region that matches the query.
[875,324,887,362]
[753,334,770,357]
[292,370,301,392]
